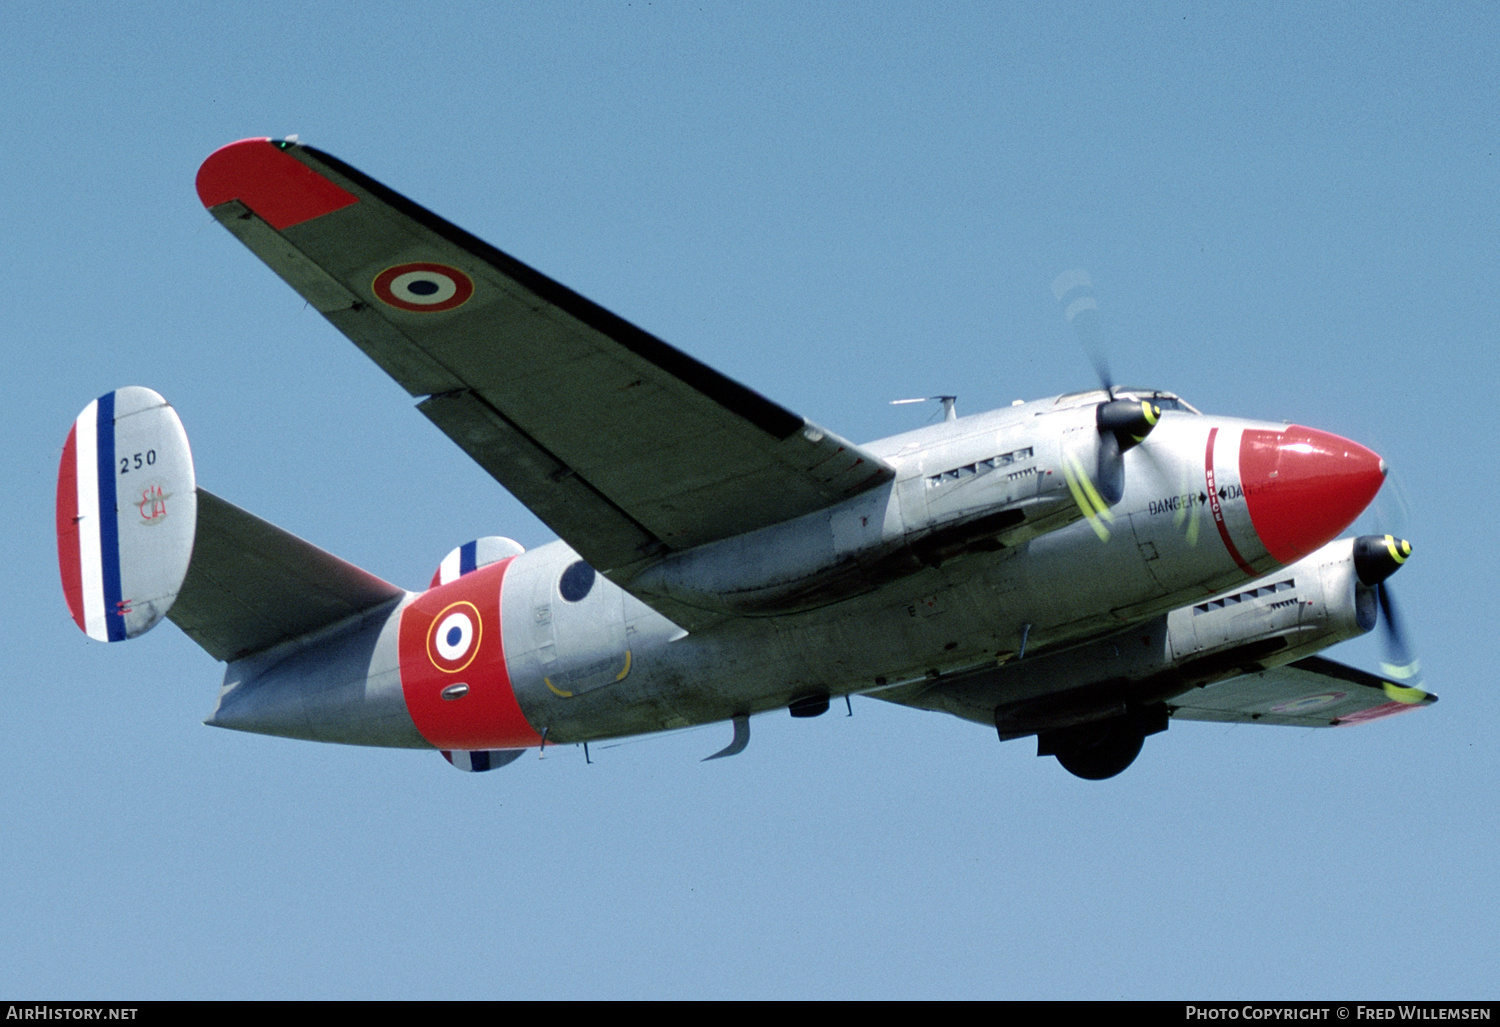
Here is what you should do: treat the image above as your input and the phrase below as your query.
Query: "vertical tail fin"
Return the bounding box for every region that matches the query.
[57,387,197,641]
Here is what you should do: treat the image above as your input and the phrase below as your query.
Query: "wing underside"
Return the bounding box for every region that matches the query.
[870,655,1435,734]
[1166,655,1435,727]
[196,139,894,575]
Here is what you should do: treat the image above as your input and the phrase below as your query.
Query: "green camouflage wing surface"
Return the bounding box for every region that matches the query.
[196,139,894,579]
[1166,655,1435,727]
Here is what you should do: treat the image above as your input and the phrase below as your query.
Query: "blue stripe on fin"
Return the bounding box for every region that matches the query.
[95,391,126,642]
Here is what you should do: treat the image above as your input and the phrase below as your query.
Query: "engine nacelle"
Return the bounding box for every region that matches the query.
[1163,535,1376,675]
[901,536,1384,739]
[629,408,1105,615]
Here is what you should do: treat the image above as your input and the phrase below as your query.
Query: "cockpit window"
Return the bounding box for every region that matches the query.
[1108,388,1202,415]
[1055,389,1111,405]
[1155,394,1199,414]
[1053,388,1200,414]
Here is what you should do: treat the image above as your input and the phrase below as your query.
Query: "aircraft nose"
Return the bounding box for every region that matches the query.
[1239,425,1386,565]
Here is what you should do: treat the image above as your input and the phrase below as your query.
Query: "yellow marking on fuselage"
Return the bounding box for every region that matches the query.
[545,650,632,698]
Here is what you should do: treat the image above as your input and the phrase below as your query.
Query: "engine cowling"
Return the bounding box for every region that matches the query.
[894,535,1394,746]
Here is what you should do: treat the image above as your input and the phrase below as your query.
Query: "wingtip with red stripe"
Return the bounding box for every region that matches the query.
[196,137,358,231]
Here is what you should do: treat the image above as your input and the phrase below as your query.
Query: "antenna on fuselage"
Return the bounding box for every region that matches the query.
[891,395,958,421]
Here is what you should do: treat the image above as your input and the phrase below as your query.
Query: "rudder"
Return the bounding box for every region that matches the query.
[57,387,197,641]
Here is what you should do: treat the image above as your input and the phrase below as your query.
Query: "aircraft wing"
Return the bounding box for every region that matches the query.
[866,654,1435,734]
[169,488,405,662]
[1166,655,1436,727]
[196,139,895,576]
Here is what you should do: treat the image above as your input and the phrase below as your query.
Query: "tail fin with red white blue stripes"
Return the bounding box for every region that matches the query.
[56,387,197,642]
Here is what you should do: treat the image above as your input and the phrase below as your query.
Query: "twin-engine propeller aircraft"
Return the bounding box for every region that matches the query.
[56,138,1434,779]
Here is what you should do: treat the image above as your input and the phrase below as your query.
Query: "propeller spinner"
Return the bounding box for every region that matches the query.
[1061,396,1163,541]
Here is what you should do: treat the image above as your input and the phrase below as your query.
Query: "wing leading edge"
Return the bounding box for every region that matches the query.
[196,138,894,575]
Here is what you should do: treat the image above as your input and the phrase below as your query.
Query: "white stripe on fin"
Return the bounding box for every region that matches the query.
[75,399,108,641]
[61,388,198,642]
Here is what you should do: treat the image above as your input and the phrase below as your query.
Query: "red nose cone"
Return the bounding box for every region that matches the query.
[1240,426,1385,565]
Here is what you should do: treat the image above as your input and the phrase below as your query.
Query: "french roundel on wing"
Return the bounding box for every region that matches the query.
[1271,692,1347,715]
[372,262,474,313]
[426,600,482,673]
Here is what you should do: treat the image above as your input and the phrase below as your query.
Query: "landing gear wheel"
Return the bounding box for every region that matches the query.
[1051,717,1145,780]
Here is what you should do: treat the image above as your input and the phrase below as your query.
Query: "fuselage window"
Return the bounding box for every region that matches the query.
[559,560,596,602]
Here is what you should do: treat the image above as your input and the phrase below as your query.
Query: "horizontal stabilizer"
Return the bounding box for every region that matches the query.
[168,489,405,661]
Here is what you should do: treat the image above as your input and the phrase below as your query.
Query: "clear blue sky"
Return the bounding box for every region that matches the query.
[3,2,1495,999]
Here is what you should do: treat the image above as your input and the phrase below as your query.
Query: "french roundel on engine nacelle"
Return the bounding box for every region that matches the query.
[398,558,543,751]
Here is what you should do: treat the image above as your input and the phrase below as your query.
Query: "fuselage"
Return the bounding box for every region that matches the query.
[207,388,1387,752]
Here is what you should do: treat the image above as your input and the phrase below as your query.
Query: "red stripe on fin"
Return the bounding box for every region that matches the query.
[56,422,85,631]
[196,138,358,230]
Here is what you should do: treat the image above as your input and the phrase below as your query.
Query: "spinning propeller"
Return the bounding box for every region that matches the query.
[1353,532,1423,695]
[1350,461,1425,693]
[1052,270,1162,541]
[1052,269,1112,395]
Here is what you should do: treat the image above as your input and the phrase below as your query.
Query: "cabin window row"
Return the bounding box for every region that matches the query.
[926,447,1034,489]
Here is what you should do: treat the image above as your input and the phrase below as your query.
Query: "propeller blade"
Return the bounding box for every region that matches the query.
[1351,531,1424,694]
[1352,535,1415,660]
[1061,448,1116,542]
[1376,582,1423,689]
[1053,268,1112,394]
